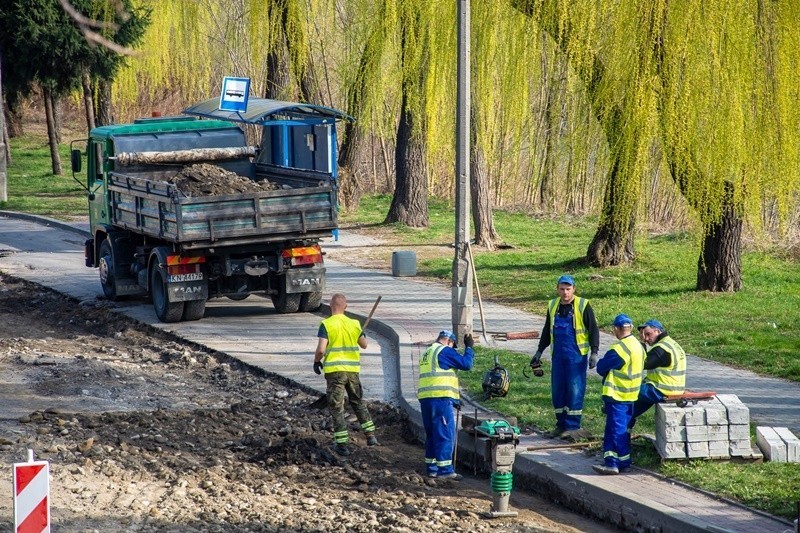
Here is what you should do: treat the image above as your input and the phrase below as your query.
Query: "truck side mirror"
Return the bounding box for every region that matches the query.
[71,149,82,173]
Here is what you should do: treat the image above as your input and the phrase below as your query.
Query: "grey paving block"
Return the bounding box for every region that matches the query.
[655,402,685,426]
[729,438,755,457]
[703,397,728,425]
[717,394,750,425]
[708,440,731,459]
[656,424,687,443]
[773,427,799,462]
[756,426,787,462]
[706,424,729,442]
[728,424,750,440]
[687,441,710,458]
[685,425,710,442]
[656,438,687,459]
[683,405,706,426]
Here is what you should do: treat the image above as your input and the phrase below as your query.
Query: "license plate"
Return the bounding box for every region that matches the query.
[168,272,204,282]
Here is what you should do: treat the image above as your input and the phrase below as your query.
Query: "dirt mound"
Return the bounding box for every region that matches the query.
[166,163,280,197]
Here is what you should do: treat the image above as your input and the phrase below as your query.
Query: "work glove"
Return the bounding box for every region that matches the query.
[463,334,474,348]
[530,351,542,367]
[588,352,599,369]
[313,361,323,375]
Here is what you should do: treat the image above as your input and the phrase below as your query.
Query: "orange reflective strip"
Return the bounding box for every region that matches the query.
[281,245,322,258]
[166,256,206,266]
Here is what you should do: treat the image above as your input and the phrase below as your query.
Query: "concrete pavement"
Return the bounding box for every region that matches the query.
[0,211,796,532]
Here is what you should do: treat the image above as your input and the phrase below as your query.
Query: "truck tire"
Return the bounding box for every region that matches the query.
[182,299,206,321]
[98,239,119,300]
[150,265,184,323]
[271,279,301,314]
[299,291,323,312]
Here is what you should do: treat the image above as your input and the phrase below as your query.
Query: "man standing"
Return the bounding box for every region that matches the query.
[530,274,600,440]
[629,319,687,428]
[418,330,474,480]
[313,293,378,457]
[593,314,646,475]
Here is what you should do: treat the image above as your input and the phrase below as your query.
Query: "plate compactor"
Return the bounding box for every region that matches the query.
[481,353,510,400]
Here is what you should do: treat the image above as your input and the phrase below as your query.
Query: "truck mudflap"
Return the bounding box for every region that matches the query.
[285,267,325,294]
[168,280,209,302]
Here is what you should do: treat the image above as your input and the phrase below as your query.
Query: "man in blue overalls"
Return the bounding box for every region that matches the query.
[531,275,600,440]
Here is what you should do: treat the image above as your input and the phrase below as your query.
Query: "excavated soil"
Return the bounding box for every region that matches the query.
[164,163,280,197]
[0,275,603,532]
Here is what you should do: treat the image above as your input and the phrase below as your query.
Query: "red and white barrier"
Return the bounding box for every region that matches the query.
[13,450,50,533]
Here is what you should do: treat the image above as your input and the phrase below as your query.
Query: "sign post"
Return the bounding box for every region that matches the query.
[13,449,50,533]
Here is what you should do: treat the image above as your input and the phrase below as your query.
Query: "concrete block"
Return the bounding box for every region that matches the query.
[683,405,706,426]
[685,425,709,442]
[717,394,750,425]
[756,426,787,462]
[729,439,754,457]
[728,424,750,440]
[656,439,686,459]
[707,425,729,442]
[773,427,800,462]
[687,441,710,458]
[655,403,685,426]
[708,440,730,459]
[656,424,687,443]
[703,398,728,425]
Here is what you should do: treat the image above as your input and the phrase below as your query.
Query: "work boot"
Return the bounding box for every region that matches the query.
[426,472,438,478]
[334,443,351,457]
[438,472,463,481]
[547,427,566,439]
[366,434,380,446]
[592,464,619,475]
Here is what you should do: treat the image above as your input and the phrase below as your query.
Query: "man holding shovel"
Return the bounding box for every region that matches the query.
[531,274,600,441]
[313,293,379,457]
[418,330,475,480]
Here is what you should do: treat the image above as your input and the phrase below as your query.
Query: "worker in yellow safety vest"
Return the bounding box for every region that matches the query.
[313,293,378,457]
[593,314,645,475]
[417,330,474,480]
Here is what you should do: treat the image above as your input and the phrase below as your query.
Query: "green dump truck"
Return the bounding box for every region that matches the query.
[72,97,352,323]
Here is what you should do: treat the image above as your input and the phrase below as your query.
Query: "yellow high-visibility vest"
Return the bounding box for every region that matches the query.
[602,335,645,402]
[321,314,362,374]
[646,335,687,395]
[418,343,460,400]
[548,296,590,355]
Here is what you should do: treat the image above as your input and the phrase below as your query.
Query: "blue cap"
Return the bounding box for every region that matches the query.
[638,319,664,331]
[438,330,457,343]
[557,274,575,286]
[612,314,634,328]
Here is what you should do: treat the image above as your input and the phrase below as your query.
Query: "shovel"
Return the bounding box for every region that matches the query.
[466,242,493,347]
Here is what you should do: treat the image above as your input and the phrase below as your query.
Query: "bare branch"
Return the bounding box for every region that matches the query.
[59,0,138,56]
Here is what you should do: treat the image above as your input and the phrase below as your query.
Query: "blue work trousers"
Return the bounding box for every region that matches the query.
[551,315,587,431]
[602,398,634,469]
[420,397,456,476]
[629,383,666,429]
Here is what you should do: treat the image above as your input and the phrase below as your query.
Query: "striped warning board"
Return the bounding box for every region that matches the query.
[13,460,50,533]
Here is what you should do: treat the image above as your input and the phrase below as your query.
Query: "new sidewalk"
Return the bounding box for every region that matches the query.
[0,212,796,532]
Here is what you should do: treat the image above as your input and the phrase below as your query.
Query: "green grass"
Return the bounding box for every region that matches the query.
[1,134,86,217]
[460,347,800,520]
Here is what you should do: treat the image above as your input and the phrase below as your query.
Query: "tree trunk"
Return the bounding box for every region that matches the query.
[96,80,112,126]
[43,86,62,175]
[5,93,23,137]
[82,70,96,133]
[385,92,428,227]
[696,184,742,291]
[471,102,499,248]
[337,122,363,211]
[53,96,62,144]
[0,54,6,202]
[585,156,635,265]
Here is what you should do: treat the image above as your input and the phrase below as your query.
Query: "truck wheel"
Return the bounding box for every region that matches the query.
[98,239,119,300]
[299,291,323,312]
[182,299,206,321]
[271,281,301,314]
[150,266,184,323]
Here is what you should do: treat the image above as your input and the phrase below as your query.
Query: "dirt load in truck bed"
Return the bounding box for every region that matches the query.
[161,163,281,197]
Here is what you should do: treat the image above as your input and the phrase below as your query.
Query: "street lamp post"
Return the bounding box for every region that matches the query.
[452,0,472,340]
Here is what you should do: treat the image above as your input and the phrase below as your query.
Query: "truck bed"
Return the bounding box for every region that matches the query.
[107,164,337,250]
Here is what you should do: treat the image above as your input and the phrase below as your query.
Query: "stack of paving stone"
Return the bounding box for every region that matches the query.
[755,426,800,462]
[654,393,756,460]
